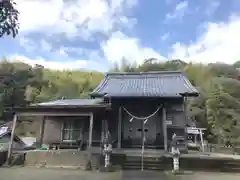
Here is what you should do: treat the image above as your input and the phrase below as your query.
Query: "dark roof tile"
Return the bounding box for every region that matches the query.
[90,71,199,97]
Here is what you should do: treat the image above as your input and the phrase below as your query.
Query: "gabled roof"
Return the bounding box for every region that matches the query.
[90,71,199,98]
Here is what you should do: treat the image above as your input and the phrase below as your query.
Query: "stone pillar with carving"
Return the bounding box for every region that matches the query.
[102,131,112,171]
[171,133,180,173]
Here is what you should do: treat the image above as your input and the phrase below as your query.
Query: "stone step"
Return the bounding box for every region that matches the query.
[122,163,165,170]
[124,161,164,165]
[123,162,163,166]
[125,156,163,160]
[220,167,240,172]
[123,155,167,171]
[122,166,164,170]
[125,159,164,163]
[223,162,240,165]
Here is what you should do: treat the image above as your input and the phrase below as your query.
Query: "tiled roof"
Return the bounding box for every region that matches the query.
[90,71,199,97]
[31,98,104,107]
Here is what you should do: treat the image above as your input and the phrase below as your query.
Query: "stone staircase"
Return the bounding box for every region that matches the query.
[122,155,168,170]
[122,153,240,172]
[220,160,240,172]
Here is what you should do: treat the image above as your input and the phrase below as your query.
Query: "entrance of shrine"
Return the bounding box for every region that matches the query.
[121,105,163,149]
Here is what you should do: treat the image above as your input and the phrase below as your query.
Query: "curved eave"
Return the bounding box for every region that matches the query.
[91,92,199,98]
[95,92,199,98]
[89,74,109,97]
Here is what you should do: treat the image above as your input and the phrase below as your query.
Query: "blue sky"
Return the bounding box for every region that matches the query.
[1,0,240,72]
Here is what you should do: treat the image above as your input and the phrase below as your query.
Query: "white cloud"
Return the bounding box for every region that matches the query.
[169,15,240,64]
[16,0,138,63]
[102,31,165,65]
[165,1,188,21]
[8,55,88,70]
[17,0,137,39]
[8,52,109,72]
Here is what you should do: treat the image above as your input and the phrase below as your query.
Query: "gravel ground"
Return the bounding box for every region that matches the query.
[1,167,240,180]
[166,171,240,180]
[0,167,122,180]
[0,168,169,180]
[122,170,168,180]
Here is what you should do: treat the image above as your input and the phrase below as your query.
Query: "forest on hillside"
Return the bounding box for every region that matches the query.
[1,58,240,150]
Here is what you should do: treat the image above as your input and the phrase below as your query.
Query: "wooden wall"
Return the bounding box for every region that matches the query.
[107,97,186,148]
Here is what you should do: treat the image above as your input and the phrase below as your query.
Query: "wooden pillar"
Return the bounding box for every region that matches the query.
[88,113,94,149]
[117,107,122,149]
[162,106,168,151]
[86,113,94,169]
[199,129,205,152]
[183,97,188,151]
[7,114,17,165]
[101,119,105,142]
[38,116,45,148]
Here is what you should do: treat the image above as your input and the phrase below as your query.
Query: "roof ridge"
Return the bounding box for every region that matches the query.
[106,71,183,76]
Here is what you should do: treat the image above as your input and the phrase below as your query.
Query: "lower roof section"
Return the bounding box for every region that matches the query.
[14,98,111,116]
[31,98,105,107]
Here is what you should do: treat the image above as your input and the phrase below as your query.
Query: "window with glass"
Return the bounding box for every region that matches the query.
[62,118,84,141]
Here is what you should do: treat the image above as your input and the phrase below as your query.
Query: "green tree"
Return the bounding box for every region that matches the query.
[0,61,44,121]
[0,0,19,38]
[208,63,240,80]
[206,80,240,149]
[233,60,240,69]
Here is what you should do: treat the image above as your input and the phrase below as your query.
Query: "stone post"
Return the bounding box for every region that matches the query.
[102,131,112,171]
[171,133,180,173]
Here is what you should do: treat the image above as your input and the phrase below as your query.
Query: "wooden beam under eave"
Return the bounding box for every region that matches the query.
[162,106,168,151]
[88,112,94,149]
[7,114,18,165]
[16,112,92,117]
[38,116,45,148]
[87,112,94,168]
[183,97,189,152]
[117,106,122,149]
